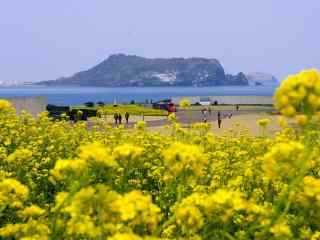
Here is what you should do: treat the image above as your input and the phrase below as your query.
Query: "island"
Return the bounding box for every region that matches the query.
[38,54,251,87]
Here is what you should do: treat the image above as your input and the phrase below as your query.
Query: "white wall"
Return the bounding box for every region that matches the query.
[8,97,47,116]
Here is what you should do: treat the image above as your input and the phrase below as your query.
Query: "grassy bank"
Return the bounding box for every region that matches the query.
[72,104,168,116]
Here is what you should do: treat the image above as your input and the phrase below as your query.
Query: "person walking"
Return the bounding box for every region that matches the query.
[217,111,222,128]
[114,113,118,125]
[125,112,130,124]
[203,108,208,123]
[203,117,207,123]
[118,113,122,124]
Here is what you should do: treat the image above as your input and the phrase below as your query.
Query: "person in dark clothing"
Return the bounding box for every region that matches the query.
[217,111,222,128]
[202,108,208,122]
[125,112,130,124]
[114,113,118,125]
[236,105,240,111]
[118,114,122,124]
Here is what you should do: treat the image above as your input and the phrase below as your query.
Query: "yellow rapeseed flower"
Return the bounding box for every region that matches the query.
[262,141,304,180]
[111,190,161,230]
[257,118,270,127]
[113,144,143,162]
[50,159,87,181]
[108,233,142,240]
[302,176,320,199]
[179,98,191,108]
[295,114,309,126]
[0,99,12,111]
[135,120,146,130]
[270,222,292,238]
[0,178,29,208]
[19,205,45,218]
[162,142,207,177]
[168,113,177,122]
[79,141,117,167]
[6,148,33,164]
[277,116,287,128]
[175,205,204,232]
[311,231,320,240]
[274,69,320,117]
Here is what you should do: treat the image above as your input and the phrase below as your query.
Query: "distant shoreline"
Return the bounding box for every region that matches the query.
[0,86,277,106]
[0,84,279,89]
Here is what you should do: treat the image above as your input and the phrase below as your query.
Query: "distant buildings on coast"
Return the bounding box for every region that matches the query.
[0,80,34,87]
[171,96,274,105]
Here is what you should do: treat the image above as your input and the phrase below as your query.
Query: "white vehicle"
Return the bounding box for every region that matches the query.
[199,97,211,106]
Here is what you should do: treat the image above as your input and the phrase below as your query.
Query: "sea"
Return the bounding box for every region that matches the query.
[0,86,277,106]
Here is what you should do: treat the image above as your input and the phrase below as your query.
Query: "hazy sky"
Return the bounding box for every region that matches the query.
[1,0,319,82]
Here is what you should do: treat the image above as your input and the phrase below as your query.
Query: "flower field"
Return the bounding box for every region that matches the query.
[1,69,320,239]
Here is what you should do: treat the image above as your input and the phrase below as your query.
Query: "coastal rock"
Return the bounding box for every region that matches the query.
[246,72,279,86]
[225,72,248,86]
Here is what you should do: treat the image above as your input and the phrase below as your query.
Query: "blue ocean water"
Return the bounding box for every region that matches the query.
[0,86,277,106]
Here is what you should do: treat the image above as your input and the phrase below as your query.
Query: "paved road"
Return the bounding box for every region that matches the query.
[105,109,275,128]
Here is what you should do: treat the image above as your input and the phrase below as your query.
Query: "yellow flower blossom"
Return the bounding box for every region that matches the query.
[175,205,204,232]
[311,231,320,240]
[135,120,146,130]
[179,98,191,108]
[162,142,207,177]
[0,178,29,208]
[302,176,320,201]
[6,148,33,164]
[262,141,305,180]
[109,233,143,240]
[168,113,177,122]
[66,214,101,238]
[0,220,50,239]
[111,190,161,230]
[79,141,117,167]
[50,159,87,181]
[257,118,270,127]
[0,99,12,111]
[277,116,287,128]
[295,114,309,126]
[113,144,143,160]
[274,69,320,117]
[270,222,292,238]
[19,205,45,218]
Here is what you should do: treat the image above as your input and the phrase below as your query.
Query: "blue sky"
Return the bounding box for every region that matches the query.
[0,0,319,82]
